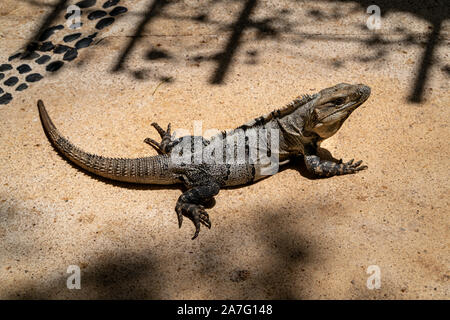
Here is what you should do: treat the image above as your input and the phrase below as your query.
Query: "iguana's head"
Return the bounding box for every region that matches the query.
[304,83,371,139]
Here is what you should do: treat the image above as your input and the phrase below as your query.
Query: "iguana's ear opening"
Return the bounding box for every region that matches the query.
[312,107,320,117]
[302,106,318,131]
[310,107,320,125]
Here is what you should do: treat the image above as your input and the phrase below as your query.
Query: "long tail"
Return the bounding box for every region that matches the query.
[37,100,174,184]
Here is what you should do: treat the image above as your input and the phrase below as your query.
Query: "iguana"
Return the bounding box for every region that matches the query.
[37,83,371,239]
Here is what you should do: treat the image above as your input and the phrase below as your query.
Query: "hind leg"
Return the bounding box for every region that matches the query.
[144,122,178,154]
[175,181,220,240]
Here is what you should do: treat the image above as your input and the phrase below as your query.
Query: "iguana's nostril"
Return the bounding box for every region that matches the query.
[358,85,371,99]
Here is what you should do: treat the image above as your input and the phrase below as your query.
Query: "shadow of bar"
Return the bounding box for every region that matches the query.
[112,0,170,72]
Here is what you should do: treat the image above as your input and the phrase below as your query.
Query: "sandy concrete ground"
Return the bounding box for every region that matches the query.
[0,0,448,299]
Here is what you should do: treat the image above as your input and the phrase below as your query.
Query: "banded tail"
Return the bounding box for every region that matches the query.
[37,100,176,184]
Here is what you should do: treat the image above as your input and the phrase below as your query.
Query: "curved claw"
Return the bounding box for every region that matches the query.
[175,203,211,239]
[192,219,201,240]
[191,205,207,239]
[177,210,183,228]
[353,160,362,167]
[199,209,211,229]
[192,229,200,240]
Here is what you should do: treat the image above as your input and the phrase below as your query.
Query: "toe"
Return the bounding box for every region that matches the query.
[353,160,363,167]
[192,224,200,240]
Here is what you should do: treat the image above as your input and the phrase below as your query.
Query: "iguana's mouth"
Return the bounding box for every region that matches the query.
[317,102,356,123]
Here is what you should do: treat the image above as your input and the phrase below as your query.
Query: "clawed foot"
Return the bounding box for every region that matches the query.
[337,158,368,174]
[175,203,211,240]
[144,122,174,154]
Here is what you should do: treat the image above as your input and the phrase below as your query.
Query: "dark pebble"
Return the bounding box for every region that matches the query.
[21,51,40,60]
[36,55,51,65]
[88,10,107,20]
[26,73,44,82]
[17,64,32,74]
[89,32,98,39]
[0,93,13,105]
[109,6,127,16]
[38,25,64,41]
[63,33,82,42]
[53,45,70,54]
[0,64,13,72]
[76,0,96,8]
[39,41,55,52]
[103,0,119,9]
[8,53,21,61]
[95,17,115,30]
[75,38,93,49]
[46,61,64,72]
[0,87,3,94]
[4,77,18,86]
[63,48,78,61]
[16,83,28,92]
[0,73,4,80]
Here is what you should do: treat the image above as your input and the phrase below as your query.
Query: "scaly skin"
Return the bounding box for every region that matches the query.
[38,83,371,239]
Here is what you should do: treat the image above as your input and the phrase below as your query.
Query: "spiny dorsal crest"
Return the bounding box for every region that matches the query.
[235,93,317,131]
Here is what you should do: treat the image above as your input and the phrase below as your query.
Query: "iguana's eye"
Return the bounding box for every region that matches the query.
[333,97,345,105]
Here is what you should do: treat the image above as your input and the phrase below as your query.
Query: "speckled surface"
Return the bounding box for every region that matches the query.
[0,0,448,299]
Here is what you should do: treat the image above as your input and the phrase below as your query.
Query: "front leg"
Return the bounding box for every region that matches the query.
[304,154,367,177]
[175,181,220,239]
